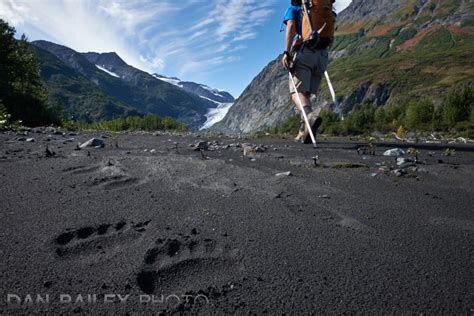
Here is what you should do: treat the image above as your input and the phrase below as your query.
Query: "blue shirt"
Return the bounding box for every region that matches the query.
[282,5,302,35]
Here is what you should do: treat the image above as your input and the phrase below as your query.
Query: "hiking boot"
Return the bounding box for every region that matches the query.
[302,113,323,144]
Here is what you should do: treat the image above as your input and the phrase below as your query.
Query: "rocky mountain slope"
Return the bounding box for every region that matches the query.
[32,41,232,129]
[211,0,474,134]
[211,57,291,134]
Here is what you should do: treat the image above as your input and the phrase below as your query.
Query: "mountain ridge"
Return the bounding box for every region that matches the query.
[31,40,234,129]
[31,44,141,122]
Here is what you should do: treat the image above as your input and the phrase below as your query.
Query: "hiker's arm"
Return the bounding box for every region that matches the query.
[282,19,297,70]
[285,19,297,53]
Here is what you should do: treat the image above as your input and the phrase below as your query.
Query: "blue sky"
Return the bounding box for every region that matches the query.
[0,0,351,97]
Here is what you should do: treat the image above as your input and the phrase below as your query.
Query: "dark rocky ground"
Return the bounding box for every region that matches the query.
[0,129,473,314]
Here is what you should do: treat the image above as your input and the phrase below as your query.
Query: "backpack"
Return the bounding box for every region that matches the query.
[300,0,336,49]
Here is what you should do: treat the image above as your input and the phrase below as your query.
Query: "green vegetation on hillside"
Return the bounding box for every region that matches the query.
[327,84,474,137]
[328,27,474,99]
[32,41,214,129]
[392,27,417,47]
[316,0,474,138]
[0,19,60,126]
[76,114,188,133]
[273,84,474,138]
[31,45,140,122]
[268,115,301,135]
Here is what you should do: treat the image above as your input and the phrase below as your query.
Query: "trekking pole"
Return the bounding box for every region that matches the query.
[324,71,343,120]
[325,71,337,106]
[289,73,317,148]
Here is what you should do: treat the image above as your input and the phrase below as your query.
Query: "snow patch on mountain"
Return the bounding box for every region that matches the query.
[199,95,219,103]
[95,65,120,78]
[200,84,224,97]
[152,73,235,104]
[152,74,182,87]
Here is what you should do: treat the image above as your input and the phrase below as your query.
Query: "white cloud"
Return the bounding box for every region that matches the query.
[0,0,30,25]
[139,55,165,71]
[0,0,274,84]
[0,0,168,72]
[99,1,177,35]
[190,17,215,31]
[234,31,257,41]
[168,0,273,75]
[212,0,272,40]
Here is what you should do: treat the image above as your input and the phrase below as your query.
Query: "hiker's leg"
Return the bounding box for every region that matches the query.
[297,50,328,144]
[291,92,312,118]
[308,49,329,106]
[291,92,312,142]
[288,49,312,141]
[289,53,311,108]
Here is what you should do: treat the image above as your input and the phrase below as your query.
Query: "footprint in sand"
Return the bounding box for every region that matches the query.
[54,220,151,261]
[63,162,147,191]
[62,165,101,175]
[429,217,474,231]
[337,215,371,231]
[136,236,239,294]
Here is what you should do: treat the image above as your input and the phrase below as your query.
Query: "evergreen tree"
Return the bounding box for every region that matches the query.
[343,102,376,135]
[404,98,434,130]
[441,84,474,126]
[0,19,59,126]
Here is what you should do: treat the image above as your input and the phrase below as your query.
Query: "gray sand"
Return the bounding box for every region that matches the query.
[1,131,473,314]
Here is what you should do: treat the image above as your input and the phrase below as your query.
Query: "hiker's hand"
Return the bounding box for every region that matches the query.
[282,51,290,70]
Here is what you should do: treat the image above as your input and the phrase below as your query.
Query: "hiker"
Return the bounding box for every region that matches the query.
[281,0,335,144]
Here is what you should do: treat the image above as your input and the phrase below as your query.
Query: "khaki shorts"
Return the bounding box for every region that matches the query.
[289,47,329,95]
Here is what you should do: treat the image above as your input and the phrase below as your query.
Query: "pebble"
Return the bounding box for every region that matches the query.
[79,138,105,149]
[397,157,417,169]
[384,148,406,157]
[397,157,414,165]
[399,162,416,170]
[276,171,292,177]
[193,141,209,151]
[392,169,406,177]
